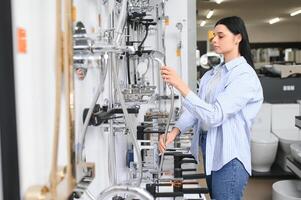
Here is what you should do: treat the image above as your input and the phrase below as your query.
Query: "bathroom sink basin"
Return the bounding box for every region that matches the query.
[272,130,301,154]
[290,143,301,164]
[272,180,301,200]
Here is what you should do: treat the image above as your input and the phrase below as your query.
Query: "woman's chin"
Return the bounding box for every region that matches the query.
[213,49,222,54]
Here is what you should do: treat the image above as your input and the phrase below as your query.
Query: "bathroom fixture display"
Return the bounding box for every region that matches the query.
[272,180,301,200]
[18,0,199,199]
[251,103,279,172]
[271,104,301,172]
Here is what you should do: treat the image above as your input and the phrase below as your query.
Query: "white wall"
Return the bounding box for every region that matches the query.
[166,0,197,92]
[12,0,63,197]
[197,22,301,43]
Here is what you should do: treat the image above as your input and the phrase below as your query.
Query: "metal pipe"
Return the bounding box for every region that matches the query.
[152,57,175,178]
[85,189,96,200]
[97,185,154,200]
[114,0,128,45]
[79,0,127,164]
[151,51,166,112]
[141,57,150,81]
[149,57,155,86]
[79,57,108,163]
[108,53,117,185]
[176,22,183,105]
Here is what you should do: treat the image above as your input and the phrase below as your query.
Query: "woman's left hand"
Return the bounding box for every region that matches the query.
[160,66,190,97]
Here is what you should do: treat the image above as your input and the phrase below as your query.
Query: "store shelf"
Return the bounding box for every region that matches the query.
[252,163,295,178]
[287,156,301,179]
[296,116,301,129]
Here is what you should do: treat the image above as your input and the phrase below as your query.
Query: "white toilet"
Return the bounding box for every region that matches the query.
[251,103,279,172]
[271,104,301,172]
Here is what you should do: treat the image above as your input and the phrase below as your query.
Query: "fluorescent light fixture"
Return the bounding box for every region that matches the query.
[269,17,280,24]
[200,20,206,27]
[215,0,223,4]
[206,9,214,19]
[290,9,301,16]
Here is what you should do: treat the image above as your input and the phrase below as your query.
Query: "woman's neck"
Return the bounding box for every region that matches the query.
[224,50,241,63]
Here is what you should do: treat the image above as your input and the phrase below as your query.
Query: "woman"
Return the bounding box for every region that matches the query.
[159,16,263,199]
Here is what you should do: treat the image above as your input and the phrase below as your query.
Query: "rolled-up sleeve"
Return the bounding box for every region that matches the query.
[182,72,257,128]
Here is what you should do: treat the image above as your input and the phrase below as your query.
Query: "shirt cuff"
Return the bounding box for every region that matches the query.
[174,123,185,135]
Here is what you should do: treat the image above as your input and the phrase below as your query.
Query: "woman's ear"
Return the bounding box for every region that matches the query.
[235,33,242,44]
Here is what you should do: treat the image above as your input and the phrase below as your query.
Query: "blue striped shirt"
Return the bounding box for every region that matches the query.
[175,56,263,175]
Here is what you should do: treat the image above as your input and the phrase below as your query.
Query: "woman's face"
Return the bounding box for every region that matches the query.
[211,24,241,55]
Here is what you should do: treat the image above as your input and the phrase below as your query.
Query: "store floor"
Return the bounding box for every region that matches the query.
[198,151,282,200]
[244,177,281,200]
[199,173,280,200]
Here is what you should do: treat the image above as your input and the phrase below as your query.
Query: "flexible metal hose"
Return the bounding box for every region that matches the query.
[159,86,174,176]
[153,58,175,178]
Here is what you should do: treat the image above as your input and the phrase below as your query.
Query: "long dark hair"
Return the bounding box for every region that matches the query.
[215,16,254,68]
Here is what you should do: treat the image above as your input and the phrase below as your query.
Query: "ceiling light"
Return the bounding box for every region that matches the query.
[269,17,280,24]
[215,0,223,4]
[200,20,206,27]
[290,9,301,16]
[206,9,214,19]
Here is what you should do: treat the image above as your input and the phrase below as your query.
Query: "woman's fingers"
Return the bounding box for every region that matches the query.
[161,66,169,70]
[160,66,174,75]
[159,143,166,153]
[159,132,177,153]
[160,66,177,86]
[159,134,168,153]
[165,137,173,146]
[160,69,170,76]
[161,75,171,80]
[159,139,166,153]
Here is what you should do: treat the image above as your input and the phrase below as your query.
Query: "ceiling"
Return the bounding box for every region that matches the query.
[197,0,301,27]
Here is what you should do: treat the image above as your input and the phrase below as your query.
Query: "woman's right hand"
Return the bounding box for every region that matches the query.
[159,128,180,153]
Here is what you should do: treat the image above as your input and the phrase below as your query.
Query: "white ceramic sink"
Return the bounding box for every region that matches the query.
[273,180,301,200]
[272,130,301,154]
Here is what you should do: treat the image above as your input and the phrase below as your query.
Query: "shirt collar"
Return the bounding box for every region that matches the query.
[211,62,223,75]
[224,56,247,71]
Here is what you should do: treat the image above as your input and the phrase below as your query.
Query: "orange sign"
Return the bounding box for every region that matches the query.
[17,27,27,54]
[164,16,170,26]
[176,48,181,57]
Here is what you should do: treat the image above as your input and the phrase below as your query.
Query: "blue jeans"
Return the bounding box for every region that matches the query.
[199,133,249,200]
